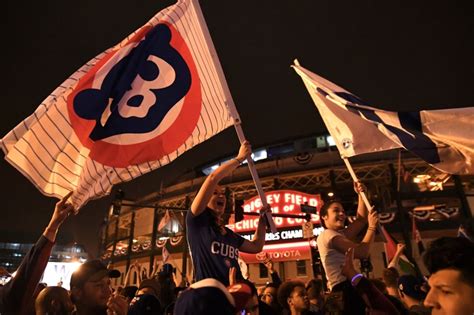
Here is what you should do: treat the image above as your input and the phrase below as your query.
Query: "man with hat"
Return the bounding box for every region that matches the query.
[398,275,430,315]
[70,260,128,315]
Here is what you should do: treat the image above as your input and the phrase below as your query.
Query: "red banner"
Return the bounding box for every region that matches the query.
[240,241,312,263]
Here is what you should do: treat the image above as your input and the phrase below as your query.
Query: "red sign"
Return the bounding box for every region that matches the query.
[227,190,321,233]
[240,241,312,263]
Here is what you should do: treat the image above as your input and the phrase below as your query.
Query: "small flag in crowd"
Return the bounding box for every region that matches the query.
[380,225,417,276]
[412,215,425,256]
[292,60,474,175]
[0,0,234,208]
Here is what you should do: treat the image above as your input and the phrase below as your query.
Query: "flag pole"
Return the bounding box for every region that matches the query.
[342,157,386,242]
[191,0,276,233]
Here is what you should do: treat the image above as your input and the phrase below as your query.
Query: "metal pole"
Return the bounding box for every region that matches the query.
[181,196,190,285]
[342,157,386,242]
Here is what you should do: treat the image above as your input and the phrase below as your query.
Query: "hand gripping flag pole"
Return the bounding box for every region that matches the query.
[192,0,277,233]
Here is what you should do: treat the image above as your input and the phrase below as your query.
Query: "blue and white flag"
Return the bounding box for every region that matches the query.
[292,60,474,175]
[1,0,235,208]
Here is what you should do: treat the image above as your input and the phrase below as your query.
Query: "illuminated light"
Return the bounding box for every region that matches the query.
[202,164,220,175]
[133,239,138,243]
[242,149,268,164]
[327,192,334,197]
[429,181,437,186]
[261,241,309,251]
[413,177,421,183]
[11,271,17,278]
[326,136,336,146]
[70,261,82,273]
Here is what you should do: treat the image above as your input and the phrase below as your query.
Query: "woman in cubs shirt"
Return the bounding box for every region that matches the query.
[186,141,268,286]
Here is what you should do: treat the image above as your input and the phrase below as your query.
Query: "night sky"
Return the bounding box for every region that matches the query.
[2,0,473,256]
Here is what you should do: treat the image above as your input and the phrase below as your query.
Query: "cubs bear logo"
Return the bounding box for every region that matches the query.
[67,22,201,168]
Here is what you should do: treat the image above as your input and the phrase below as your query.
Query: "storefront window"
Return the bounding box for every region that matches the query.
[296,260,306,276]
[259,263,268,278]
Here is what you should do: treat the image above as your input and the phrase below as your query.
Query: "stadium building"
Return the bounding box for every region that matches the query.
[98,133,474,288]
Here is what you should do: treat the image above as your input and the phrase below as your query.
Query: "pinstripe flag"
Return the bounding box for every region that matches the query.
[293,60,474,175]
[0,0,234,208]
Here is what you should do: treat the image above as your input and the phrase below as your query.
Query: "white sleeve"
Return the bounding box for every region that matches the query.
[319,229,341,248]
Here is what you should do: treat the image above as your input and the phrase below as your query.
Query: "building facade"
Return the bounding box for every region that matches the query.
[99,134,474,288]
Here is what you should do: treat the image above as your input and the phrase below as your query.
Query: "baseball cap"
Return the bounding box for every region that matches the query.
[70,260,120,288]
[174,278,252,315]
[398,275,426,301]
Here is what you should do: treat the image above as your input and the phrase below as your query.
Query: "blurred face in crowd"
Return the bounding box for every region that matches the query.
[208,185,226,216]
[322,202,346,231]
[424,269,474,315]
[72,276,112,311]
[242,294,259,315]
[35,286,74,315]
[261,286,277,306]
[287,285,309,313]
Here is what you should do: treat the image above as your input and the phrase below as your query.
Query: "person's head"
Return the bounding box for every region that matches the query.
[174,278,238,315]
[423,236,474,315]
[398,275,426,305]
[119,285,138,303]
[69,260,120,312]
[35,286,74,315]
[319,200,345,230]
[137,278,160,298]
[233,279,259,315]
[128,293,162,315]
[305,279,323,300]
[261,283,278,307]
[382,267,400,288]
[277,280,309,313]
[207,185,227,216]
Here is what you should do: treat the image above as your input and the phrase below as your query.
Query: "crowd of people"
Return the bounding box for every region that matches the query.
[1,142,474,314]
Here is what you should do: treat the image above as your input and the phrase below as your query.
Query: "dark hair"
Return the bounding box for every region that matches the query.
[318,199,342,229]
[240,279,258,297]
[277,280,305,311]
[382,267,400,288]
[370,278,387,294]
[121,285,139,300]
[423,236,474,287]
[305,279,322,299]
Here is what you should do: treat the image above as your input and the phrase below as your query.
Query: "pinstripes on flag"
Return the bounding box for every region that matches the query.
[1,0,234,208]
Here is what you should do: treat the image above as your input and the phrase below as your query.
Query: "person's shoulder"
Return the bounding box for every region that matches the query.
[320,229,342,239]
[188,207,212,220]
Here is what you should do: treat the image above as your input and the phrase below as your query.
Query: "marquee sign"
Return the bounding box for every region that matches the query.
[227,190,322,233]
[227,190,322,263]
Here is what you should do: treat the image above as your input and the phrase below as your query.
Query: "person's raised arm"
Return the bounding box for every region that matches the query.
[387,243,406,270]
[43,191,75,242]
[239,205,270,253]
[333,210,378,259]
[344,182,370,240]
[190,141,251,216]
[342,248,400,315]
[1,192,75,314]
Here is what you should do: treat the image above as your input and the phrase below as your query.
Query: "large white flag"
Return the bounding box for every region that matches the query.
[292,60,474,175]
[1,0,234,208]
